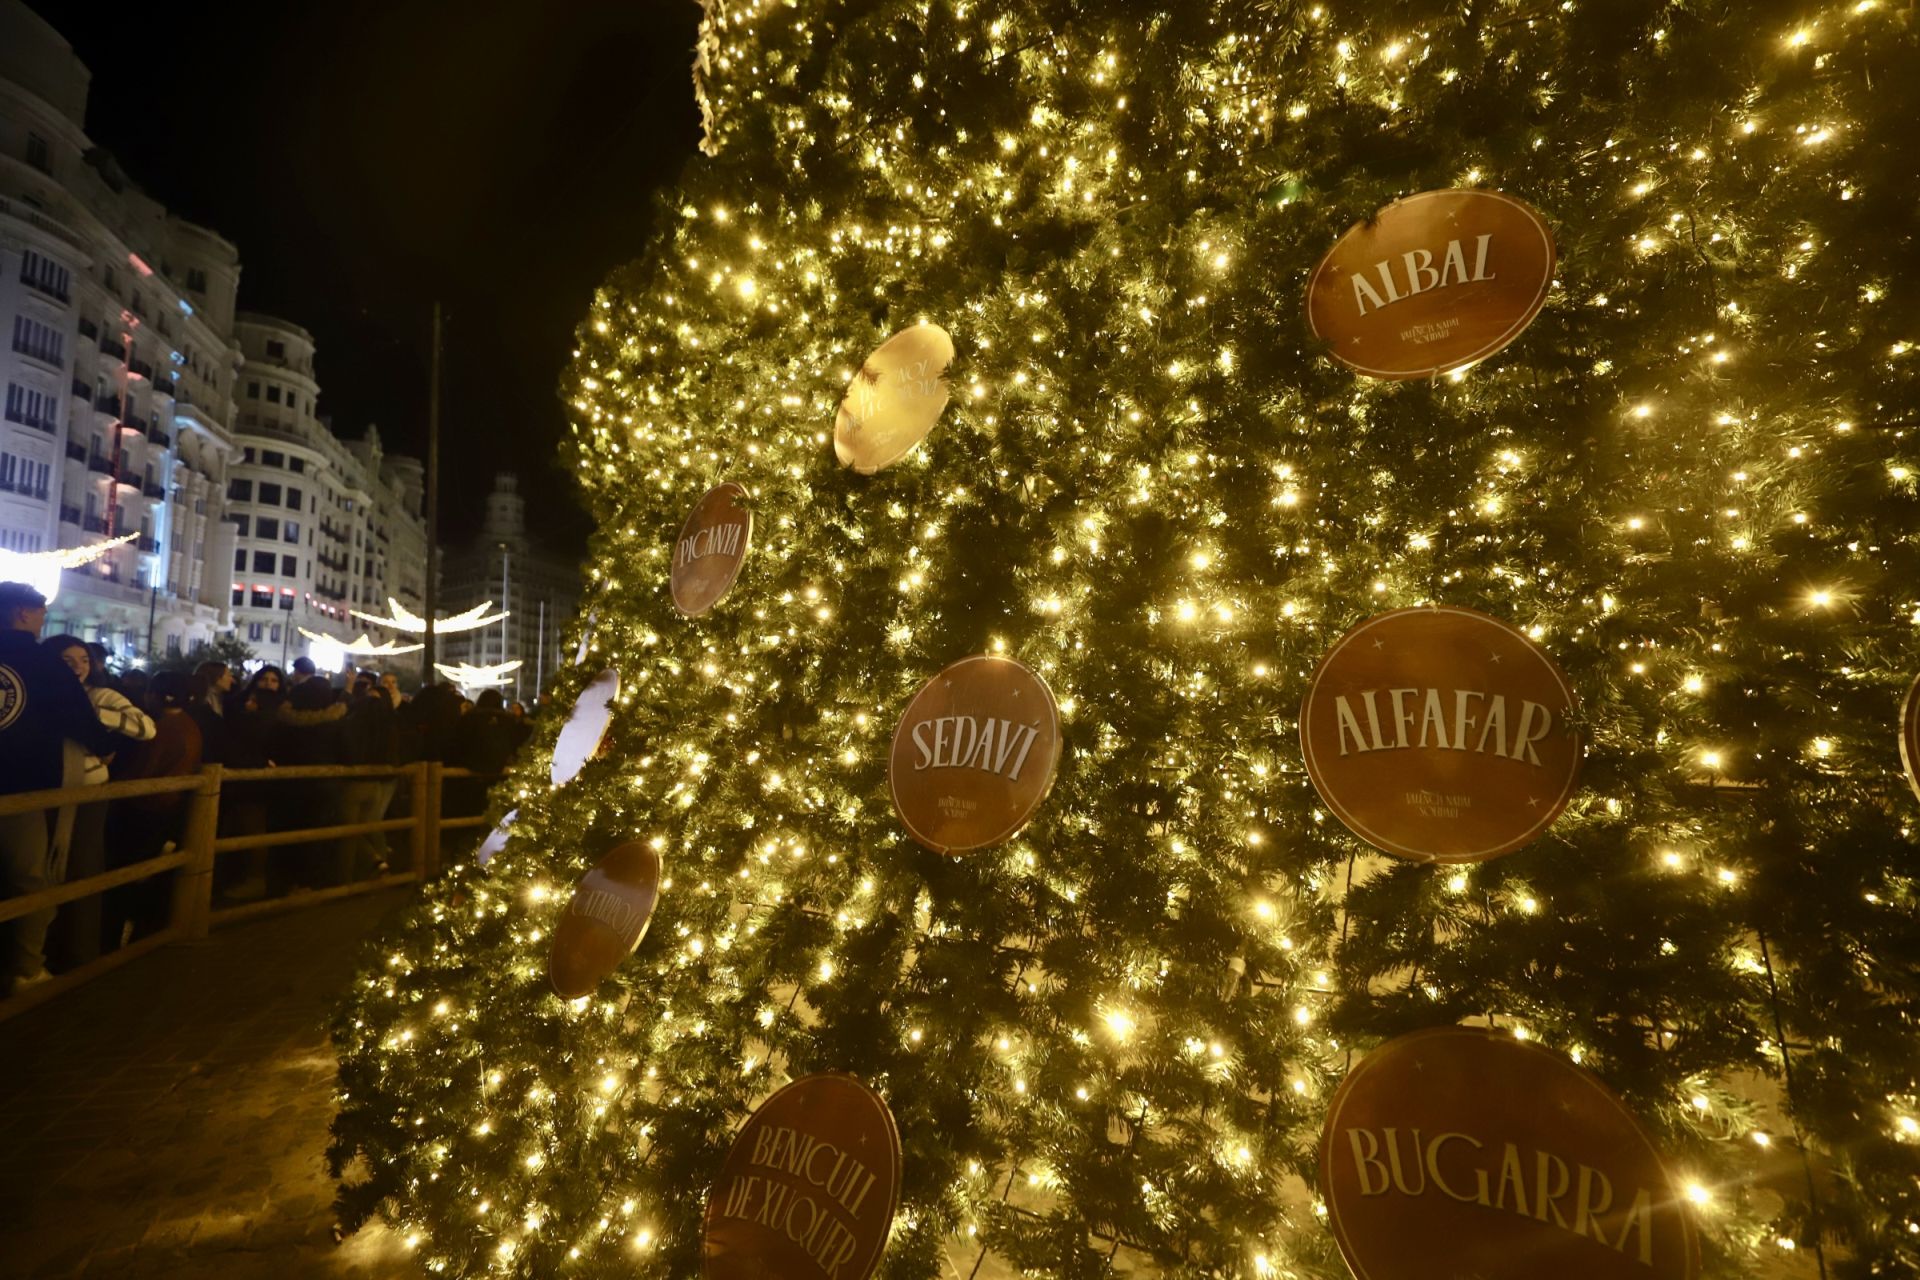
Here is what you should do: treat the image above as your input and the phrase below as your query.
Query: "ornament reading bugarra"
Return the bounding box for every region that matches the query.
[703,1074,903,1280]
[671,482,753,616]
[1307,189,1555,379]
[889,654,1061,853]
[832,322,954,474]
[1321,1026,1700,1280]
[1300,606,1581,863]
[548,840,663,999]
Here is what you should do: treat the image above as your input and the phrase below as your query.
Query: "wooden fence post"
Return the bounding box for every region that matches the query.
[420,762,444,880]
[170,764,223,940]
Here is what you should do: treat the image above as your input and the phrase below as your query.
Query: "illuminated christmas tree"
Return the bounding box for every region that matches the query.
[330,2,1920,1277]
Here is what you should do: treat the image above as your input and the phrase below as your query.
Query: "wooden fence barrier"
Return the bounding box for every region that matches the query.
[0,762,496,1024]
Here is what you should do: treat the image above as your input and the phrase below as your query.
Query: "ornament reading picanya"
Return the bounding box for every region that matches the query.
[551,668,619,787]
[1300,606,1581,863]
[832,322,954,474]
[1321,1025,1700,1280]
[703,1074,903,1280]
[1900,673,1920,803]
[548,840,663,999]
[1307,189,1555,379]
[889,655,1062,853]
[671,482,753,616]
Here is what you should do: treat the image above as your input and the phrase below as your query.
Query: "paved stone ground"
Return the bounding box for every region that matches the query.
[0,891,418,1279]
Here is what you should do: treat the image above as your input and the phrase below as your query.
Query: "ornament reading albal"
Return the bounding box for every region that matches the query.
[1300,606,1581,864]
[1307,189,1555,379]
[1321,1026,1700,1280]
[671,482,753,616]
[548,840,663,998]
[889,654,1061,853]
[832,322,954,474]
[703,1074,902,1280]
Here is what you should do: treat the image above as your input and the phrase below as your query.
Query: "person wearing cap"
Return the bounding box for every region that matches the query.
[0,582,120,992]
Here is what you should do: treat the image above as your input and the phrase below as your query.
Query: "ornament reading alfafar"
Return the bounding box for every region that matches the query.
[1300,606,1581,863]
[832,322,954,474]
[548,840,663,999]
[703,1074,902,1280]
[1321,1026,1699,1280]
[889,654,1062,853]
[671,482,753,616]
[1307,189,1555,379]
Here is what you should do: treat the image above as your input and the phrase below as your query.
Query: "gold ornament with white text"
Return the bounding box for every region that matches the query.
[832,322,955,474]
[671,482,753,616]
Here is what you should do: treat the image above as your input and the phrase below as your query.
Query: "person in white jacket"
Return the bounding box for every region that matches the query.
[44,635,155,968]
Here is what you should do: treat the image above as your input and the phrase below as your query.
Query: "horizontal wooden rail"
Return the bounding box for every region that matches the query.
[221,764,414,782]
[441,815,491,831]
[0,850,190,926]
[209,872,419,928]
[0,774,201,818]
[213,817,418,855]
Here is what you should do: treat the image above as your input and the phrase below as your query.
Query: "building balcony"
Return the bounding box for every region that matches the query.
[71,377,90,400]
[0,195,85,251]
[99,336,127,362]
[76,318,98,341]
[147,426,172,449]
[87,454,111,475]
[83,514,107,534]
[23,277,70,305]
[143,481,166,500]
[129,359,155,382]
[59,505,81,526]
[137,535,158,553]
[65,441,87,462]
[94,393,121,415]
[3,410,56,434]
[0,476,49,500]
[152,377,176,397]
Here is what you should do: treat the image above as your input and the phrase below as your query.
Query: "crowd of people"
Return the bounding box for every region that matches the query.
[0,580,532,996]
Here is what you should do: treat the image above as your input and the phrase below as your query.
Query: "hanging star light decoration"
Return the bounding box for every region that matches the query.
[297,628,426,657]
[351,597,511,634]
[434,659,522,689]
[0,534,138,603]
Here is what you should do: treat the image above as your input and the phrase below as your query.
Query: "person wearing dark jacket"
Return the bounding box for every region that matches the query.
[187,660,234,765]
[217,664,286,901]
[0,582,120,993]
[104,671,204,948]
[268,678,350,890]
[340,673,401,875]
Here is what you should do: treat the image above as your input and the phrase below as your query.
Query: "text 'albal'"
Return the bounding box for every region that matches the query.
[1351,234,1495,315]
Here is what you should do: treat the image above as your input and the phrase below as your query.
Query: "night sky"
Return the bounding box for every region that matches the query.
[30,0,704,556]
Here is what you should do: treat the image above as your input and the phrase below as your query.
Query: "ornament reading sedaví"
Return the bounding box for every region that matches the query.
[671,482,753,616]
[1307,189,1555,380]
[703,1074,902,1280]
[833,322,954,474]
[548,840,663,998]
[889,654,1062,853]
[1321,1025,1699,1280]
[1300,606,1581,863]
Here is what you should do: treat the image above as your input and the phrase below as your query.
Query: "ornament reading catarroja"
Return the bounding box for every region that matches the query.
[671,481,753,616]
[1321,1026,1700,1280]
[832,322,954,474]
[702,1074,902,1280]
[1307,189,1555,379]
[547,840,663,999]
[1299,606,1581,863]
[889,654,1062,853]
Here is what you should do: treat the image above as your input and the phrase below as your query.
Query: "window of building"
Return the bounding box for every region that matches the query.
[9,316,64,367]
[166,634,181,657]
[251,588,273,608]
[185,267,207,294]
[266,386,281,404]
[231,587,244,606]
[255,516,279,540]
[266,340,285,359]
[104,265,118,293]
[283,520,300,543]
[281,555,296,576]
[19,250,71,302]
[253,550,276,573]
[278,591,293,611]
[248,622,263,641]
[269,624,281,643]
[230,514,249,536]
[3,382,58,431]
[289,457,305,474]
[259,481,281,505]
[242,447,256,462]
[228,478,251,501]
[25,131,50,173]
[261,450,284,468]
[287,394,297,412]
[233,549,245,570]
[246,382,260,400]
[286,486,302,510]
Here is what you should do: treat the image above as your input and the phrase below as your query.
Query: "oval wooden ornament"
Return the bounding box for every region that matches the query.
[551,668,619,787]
[833,323,955,474]
[1900,673,1920,803]
[889,655,1062,853]
[672,483,753,616]
[548,840,663,998]
[1300,606,1581,864]
[1307,189,1555,380]
[1322,1025,1700,1280]
[703,1074,903,1280]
